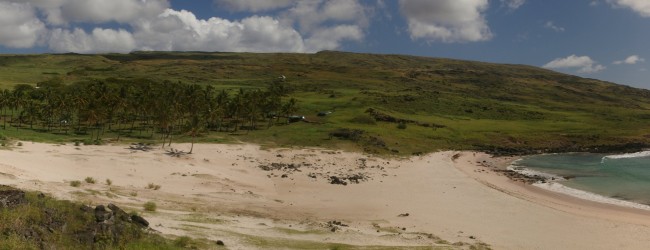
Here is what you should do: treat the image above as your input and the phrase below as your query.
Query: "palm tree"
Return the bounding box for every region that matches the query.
[0,89,10,129]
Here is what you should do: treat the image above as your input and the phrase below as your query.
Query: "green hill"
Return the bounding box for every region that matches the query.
[1,51,650,155]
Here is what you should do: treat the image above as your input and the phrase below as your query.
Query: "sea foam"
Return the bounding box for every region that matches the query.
[533,182,650,211]
[507,165,564,180]
[601,151,650,163]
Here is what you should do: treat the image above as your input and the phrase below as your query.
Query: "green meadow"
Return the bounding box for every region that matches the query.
[2,51,650,155]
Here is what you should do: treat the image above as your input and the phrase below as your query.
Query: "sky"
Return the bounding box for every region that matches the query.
[0,0,649,89]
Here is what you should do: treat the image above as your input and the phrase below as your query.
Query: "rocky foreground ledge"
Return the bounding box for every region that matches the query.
[0,185,166,249]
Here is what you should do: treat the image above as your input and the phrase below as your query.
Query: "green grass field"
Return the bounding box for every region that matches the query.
[2,51,650,155]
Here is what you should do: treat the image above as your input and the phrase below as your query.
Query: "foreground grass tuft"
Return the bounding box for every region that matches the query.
[143,201,157,212]
[84,177,96,184]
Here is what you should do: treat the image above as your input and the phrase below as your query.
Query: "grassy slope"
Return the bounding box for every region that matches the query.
[1,51,650,154]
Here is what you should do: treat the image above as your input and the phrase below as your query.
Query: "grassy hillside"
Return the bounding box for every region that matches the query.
[1,51,650,155]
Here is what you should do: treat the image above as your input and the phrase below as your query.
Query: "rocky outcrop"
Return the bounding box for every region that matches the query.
[1,186,153,248]
[0,185,26,208]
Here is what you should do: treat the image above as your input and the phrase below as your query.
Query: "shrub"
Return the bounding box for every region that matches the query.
[105,179,112,186]
[16,142,23,146]
[146,183,161,190]
[129,191,138,197]
[143,201,157,212]
[397,122,407,129]
[70,180,81,187]
[74,141,81,146]
[84,177,96,184]
[349,114,376,125]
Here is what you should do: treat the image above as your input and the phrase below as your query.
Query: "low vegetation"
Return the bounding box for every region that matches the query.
[84,177,96,184]
[143,201,157,212]
[2,51,650,155]
[0,185,181,249]
[146,183,161,190]
[70,180,81,187]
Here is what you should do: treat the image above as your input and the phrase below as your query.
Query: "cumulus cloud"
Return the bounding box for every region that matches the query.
[398,0,492,43]
[49,28,136,53]
[305,25,364,51]
[543,55,606,73]
[0,2,47,48]
[0,0,369,53]
[279,0,369,50]
[607,0,650,17]
[3,0,170,25]
[133,10,306,52]
[214,0,296,12]
[544,21,565,32]
[613,55,645,65]
[501,0,526,10]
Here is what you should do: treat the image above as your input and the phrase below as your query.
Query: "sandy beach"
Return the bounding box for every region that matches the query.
[1,142,650,249]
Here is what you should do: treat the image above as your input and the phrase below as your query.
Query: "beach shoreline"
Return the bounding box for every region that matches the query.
[454,152,650,226]
[2,142,650,249]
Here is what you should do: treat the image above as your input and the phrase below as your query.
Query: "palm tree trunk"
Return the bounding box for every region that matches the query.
[189,134,195,154]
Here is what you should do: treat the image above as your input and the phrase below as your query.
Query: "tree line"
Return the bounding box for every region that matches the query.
[0,78,299,152]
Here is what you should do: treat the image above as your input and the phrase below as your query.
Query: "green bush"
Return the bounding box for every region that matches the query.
[349,114,376,125]
[84,177,96,184]
[397,122,407,129]
[16,142,23,146]
[105,179,112,186]
[146,183,161,190]
[70,180,81,187]
[143,202,157,212]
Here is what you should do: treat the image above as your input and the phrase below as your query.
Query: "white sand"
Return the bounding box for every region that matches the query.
[1,142,650,249]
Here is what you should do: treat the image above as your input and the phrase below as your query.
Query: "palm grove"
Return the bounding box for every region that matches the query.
[0,78,299,152]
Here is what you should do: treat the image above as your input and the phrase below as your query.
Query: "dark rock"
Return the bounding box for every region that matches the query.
[95,205,112,222]
[108,203,130,221]
[131,214,149,227]
[329,176,347,185]
[216,240,225,246]
[80,205,93,212]
[0,186,26,208]
[398,213,410,217]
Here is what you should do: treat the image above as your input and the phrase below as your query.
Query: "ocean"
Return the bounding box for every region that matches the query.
[510,152,650,209]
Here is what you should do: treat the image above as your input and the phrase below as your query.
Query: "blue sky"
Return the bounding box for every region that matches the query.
[0,0,649,89]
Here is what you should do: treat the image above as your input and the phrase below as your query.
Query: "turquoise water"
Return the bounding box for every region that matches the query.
[514,152,650,205]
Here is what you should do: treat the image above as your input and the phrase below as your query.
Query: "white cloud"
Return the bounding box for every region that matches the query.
[305,25,363,51]
[133,9,306,52]
[0,0,368,53]
[613,55,645,65]
[279,0,369,51]
[48,28,137,53]
[543,55,606,74]
[501,0,526,10]
[544,21,565,32]
[398,0,492,43]
[3,0,170,25]
[214,0,296,12]
[0,2,47,48]
[607,0,650,17]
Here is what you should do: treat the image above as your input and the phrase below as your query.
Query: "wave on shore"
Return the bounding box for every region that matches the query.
[601,151,650,163]
[533,182,650,211]
[509,159,650,211]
